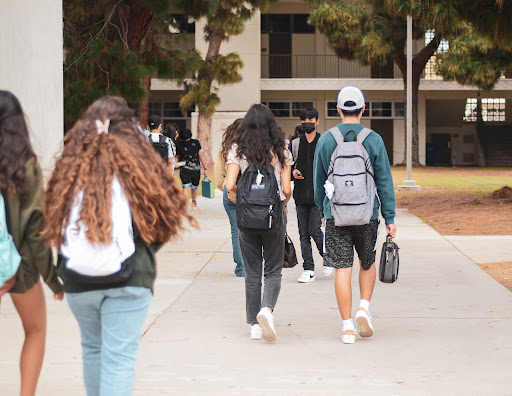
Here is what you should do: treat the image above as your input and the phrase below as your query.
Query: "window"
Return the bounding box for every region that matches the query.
[372,102,392,117]
[168,15,195,34]
[326,101,404,119]
[261,14,314,34]
[424,30,449,80]
[262,101,315,118]
[292,14,315,34]
[149,101,194,120]
[463,98,506,122]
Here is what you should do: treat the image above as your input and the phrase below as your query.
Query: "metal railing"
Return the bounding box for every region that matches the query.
[261,55,403,79]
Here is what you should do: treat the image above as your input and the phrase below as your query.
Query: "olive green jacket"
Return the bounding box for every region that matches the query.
[5,158,63,294]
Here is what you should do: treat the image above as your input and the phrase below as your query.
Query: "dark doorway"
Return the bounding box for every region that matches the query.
[371,58,394,79]
[269,33,291,78]
[430,134,452,166]
[371,119,394,164]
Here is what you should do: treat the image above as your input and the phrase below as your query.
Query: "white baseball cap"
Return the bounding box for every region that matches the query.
[337,86,365,111]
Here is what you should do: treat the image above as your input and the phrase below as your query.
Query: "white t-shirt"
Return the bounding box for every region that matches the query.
[226,142,293,201]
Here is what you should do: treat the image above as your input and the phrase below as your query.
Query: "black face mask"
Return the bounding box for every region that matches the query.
[301,122,316,134]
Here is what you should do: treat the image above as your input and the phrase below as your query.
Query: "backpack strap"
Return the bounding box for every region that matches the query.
[356,127,373,143]
[159,134,167,145]
[328,126,344,145]
[291,138,300,163]
[0,193,7,237]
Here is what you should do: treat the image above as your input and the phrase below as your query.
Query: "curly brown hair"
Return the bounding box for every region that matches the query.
[0,90,37,198]
[220,118,243,162]
[43,96,197,247]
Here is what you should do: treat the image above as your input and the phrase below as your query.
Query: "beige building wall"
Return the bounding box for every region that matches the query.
[193,11,262,163]
[0,0,63,175]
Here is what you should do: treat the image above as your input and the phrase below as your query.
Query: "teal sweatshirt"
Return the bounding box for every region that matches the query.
[313,123,396,225]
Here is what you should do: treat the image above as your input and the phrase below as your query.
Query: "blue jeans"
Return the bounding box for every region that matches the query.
[223,187,245,276]
[67,286,153,396]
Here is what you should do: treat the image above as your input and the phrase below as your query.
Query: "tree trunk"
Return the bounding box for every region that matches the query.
[395,32,440,166]
[475,95,488,165]
[198,112,213,169]
[138,75,151,129]
[125,0,152,49]
[196,30,224,169]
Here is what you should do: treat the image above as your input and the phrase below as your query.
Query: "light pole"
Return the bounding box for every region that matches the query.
[398,15,421,191]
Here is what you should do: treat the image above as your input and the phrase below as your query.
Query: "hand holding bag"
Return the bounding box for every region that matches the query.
[283,233,298,269]
[379,235,399,283]
[201,176,215,199]
[0,193,21,288]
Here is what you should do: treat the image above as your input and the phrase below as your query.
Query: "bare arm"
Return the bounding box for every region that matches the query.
[226,163,240,203]
[198,149,208,171]
[281,165,292,207]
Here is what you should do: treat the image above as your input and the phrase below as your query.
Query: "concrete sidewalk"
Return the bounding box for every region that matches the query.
[1,194,511,395]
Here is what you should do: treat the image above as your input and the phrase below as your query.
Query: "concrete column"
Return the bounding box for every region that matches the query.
[0,0,63,175]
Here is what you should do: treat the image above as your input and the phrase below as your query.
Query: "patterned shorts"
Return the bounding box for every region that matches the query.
[323,219,379,270]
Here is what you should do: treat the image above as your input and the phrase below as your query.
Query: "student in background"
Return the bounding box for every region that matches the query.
[214,118,245,277]
[176,129,208,208]
[0,90,64,396]
[291,107,328,283]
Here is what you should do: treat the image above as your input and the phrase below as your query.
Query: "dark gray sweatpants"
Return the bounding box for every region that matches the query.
[239,221,285,325]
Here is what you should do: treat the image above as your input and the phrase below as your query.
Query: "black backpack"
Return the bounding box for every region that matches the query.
[236,161,283,233]
[148,134,169,164]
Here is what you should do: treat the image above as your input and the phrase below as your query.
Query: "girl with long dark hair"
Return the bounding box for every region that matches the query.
[43,96,197,395]
[0,90,64,396]
[214,118,244,276]
[225,104,292,342]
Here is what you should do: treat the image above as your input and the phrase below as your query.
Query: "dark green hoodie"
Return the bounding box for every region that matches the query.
[313,123,396,225]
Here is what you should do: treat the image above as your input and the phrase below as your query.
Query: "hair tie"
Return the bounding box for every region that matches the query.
[95,119,110,135]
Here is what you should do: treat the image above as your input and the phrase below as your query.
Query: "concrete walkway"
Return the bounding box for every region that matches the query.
[1,194,511,395]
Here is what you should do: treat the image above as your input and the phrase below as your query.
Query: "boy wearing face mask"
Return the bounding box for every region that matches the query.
[290,107,331,283]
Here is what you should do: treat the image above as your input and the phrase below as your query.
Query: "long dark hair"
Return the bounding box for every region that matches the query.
[0,90,37,197]
[220,118,243,161]
[235,104,286,169]
[44,96,197,247]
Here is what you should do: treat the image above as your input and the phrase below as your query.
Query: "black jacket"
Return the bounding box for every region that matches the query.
[290,133,320,205]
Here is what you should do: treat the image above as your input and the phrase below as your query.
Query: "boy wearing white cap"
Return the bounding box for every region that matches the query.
[313,86,397,344]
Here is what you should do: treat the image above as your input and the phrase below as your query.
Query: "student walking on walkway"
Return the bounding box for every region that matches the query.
[290,107,329,283]
[313,86,396,344]
[225,104,293,342]
[0,90,64,396]
[43,96,196,396]
[214,118,245,277]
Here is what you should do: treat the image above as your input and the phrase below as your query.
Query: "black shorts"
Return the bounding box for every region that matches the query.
[180,168,200,188]
[323,219,379,270]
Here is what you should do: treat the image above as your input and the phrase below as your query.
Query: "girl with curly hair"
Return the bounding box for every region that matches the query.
[0,90,64,396]
[225,104,293,343]
[214,118,245,277]
[43,96,196,396]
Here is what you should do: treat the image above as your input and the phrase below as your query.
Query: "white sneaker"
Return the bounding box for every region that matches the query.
[250,324,262,340]
[322,266,333,276]
[297,270,315,283]
[256,308,277,343]
[342,328,356,344]
[355,307,374,337]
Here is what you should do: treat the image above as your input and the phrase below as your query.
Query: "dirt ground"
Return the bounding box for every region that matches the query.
[397,186,512,291]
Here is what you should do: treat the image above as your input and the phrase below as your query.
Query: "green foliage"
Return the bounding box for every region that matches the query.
[435,25,512,90]
[63,0,199,126]
[182,0,276,117]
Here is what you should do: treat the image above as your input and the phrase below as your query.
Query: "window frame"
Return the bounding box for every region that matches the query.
[325,101,405,119]
[262,100,316,119]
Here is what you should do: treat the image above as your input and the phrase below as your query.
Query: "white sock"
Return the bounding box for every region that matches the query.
[359,299,370,312]
[342,319,355,331]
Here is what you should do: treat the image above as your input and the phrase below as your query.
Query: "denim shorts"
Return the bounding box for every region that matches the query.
[323,219,379,270]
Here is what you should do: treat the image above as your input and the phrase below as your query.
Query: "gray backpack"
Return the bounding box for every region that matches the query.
[327,127,376,226]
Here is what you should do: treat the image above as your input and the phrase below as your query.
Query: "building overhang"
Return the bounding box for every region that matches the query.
[261,78,512,91]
